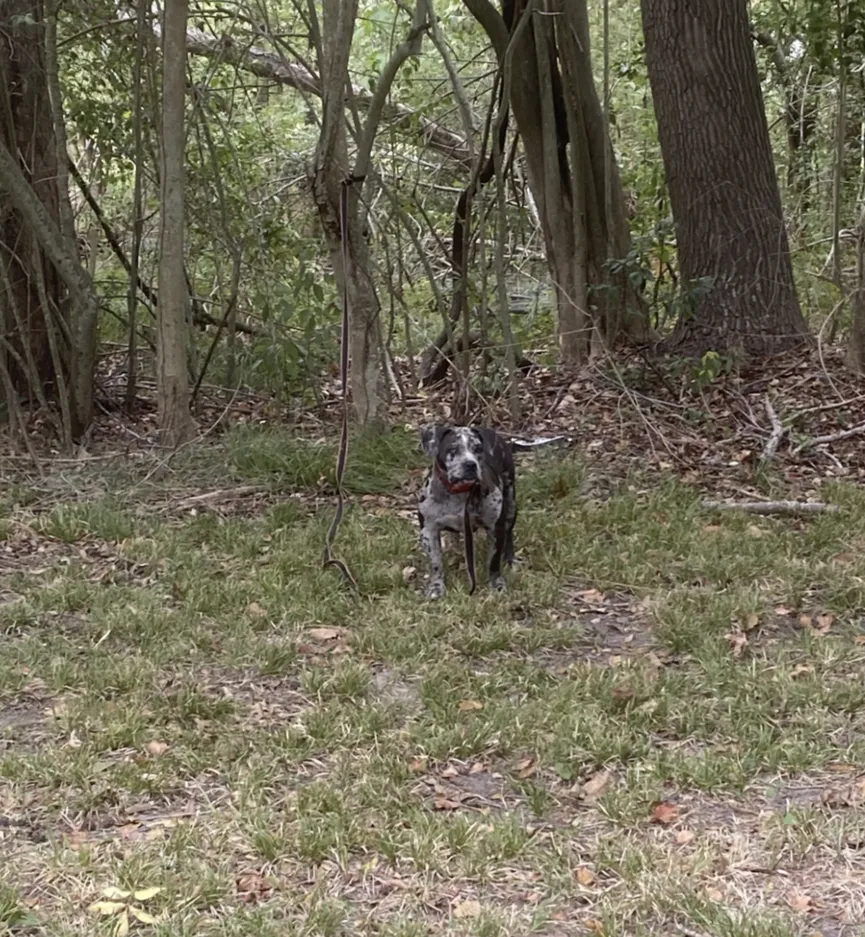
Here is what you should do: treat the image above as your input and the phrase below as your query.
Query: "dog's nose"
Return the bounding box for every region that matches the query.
[462,461,478,479]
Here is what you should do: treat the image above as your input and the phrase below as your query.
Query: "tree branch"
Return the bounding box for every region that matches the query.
[159,23,471,167]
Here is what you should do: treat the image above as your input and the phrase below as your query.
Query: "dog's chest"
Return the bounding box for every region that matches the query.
[419,480,503,533]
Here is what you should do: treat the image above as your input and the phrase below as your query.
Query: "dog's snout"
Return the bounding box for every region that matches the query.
[460,459,479,479]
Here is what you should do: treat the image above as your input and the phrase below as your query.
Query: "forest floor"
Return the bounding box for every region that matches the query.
[2,346,865,937]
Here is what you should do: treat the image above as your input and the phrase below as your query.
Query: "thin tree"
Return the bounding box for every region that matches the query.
[640,0,810,357]
[157,0,196,446]
[463,0,650,367]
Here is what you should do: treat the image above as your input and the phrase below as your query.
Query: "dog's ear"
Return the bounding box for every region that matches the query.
[420,424,447,458]
[470,427,487,452]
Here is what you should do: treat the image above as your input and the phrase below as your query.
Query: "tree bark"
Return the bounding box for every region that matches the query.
[463,0,650,368]
[312,0,428,428]
[157,0,196,446]
[0,1,67,402]
[641,0,810,358]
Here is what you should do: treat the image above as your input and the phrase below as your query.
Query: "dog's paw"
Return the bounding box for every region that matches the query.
[425,580,447,600]
[490,575,507,593]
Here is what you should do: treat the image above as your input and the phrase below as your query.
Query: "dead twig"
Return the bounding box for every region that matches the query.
[701,500,839,515]
[172,486,268,509]
[791,420,865,456]
[759,394,786,463]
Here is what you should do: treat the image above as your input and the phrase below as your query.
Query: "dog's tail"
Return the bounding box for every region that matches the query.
[509,435,569,453]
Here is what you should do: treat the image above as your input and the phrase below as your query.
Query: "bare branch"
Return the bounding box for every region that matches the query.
[701,500,839,515]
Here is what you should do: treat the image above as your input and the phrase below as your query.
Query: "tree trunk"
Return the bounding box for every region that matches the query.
[463,0,649,368]
[0,1,68,404]
[157,0,196,446]
[641,0,810,358]
[845,205,865,373]
[312,0,385,429]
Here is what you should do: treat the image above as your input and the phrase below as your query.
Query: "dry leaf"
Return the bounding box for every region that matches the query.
[101,888,131,901]
[831,552,856,565]
[90,901,127,915]
[747,524,764,538]
[408,757,427,773]
[144,740,169,757]
[246,602,267,618]
[458,699,483,712]
[798,614,813,629]
[726,630,748,657]
[812,613,834,635]
[469,762,486,775]
[651,801,679,825]
[856,634,865,645]
[774,604,793,616]
[114,912,130,937]
[578,589,605,605]
[702,524,722,533]
[128,907,157,924]
[433,796,462,811]
[675,829,696,845]
[306,627,343,641]
[574,866,595,886]
[704,887,723,902]
[786,890,813,913]
[453,898,482,919]
[132,887,161,901]
[743,613,760,631]
[402,566,416,583]
[581,769,614,801]
[515,757,536,778]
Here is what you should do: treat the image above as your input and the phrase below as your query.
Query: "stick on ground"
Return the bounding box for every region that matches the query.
[701,500,839,515]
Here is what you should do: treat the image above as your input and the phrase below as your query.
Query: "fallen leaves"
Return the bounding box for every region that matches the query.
[235,871,273,905]
[650,800,679,825]
[786,890,815,913]
[457,699,483,712]
[580,769,615,802]
[726,629,749,658]
[574,866,595,887]
[89,886,162,935]
[452,898,481,919]
[143,739,169,758]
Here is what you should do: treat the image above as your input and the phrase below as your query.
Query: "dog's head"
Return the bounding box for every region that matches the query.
[420,424,485,492]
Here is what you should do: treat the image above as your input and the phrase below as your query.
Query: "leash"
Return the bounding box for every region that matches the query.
[435,464,478,595]
[463,493,477,594]
[322,178,358,590]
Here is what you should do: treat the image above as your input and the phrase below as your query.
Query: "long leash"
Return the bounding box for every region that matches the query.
[463,492,477,594]
[322,178,358,590]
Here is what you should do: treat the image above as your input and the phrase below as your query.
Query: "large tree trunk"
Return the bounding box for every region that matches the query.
[312,0,385,429]
[0,1,68,404]
[641,0,810,358]
[157,0,196,446]
[464,0,649,368]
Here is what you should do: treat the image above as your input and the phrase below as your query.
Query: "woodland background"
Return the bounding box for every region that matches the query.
[1,0,864,450]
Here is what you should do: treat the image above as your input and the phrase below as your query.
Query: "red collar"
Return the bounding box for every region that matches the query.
[435,463,476,495]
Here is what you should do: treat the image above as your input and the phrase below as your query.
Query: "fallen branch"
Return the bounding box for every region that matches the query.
[759,395,786,463]
[172,485,268,509]
[791,420,865,456]
[701,500,839,515]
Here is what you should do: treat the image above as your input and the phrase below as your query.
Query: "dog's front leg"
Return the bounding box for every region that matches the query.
[421,523,447,599]
[487,521,508,592]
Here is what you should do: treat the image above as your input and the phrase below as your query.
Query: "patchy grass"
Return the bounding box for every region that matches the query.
[2,426,865,936]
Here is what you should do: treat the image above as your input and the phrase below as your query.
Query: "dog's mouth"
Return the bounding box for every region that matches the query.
[436,462,478,494]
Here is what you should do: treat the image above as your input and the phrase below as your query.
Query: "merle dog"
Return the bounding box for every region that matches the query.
[417,424,518,599]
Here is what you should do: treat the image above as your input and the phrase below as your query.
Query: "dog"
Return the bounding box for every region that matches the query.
[417,424,519,599]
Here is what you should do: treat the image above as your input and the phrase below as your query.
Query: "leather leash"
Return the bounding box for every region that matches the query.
[463,492,477,594]
[322,177,358,590]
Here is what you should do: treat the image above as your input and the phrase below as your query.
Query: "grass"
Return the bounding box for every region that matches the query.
[1,425,865,936]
